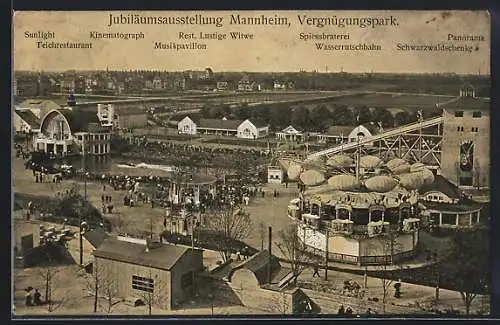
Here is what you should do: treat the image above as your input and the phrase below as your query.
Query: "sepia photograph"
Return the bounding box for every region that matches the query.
[12,10,490,317]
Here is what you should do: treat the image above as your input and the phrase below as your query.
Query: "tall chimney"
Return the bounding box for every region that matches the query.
[268,226,272,284]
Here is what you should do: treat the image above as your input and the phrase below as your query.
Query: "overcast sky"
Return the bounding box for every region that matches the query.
[13,11,490,74]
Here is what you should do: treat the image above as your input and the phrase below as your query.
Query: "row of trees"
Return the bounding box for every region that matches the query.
[199,103,442,132]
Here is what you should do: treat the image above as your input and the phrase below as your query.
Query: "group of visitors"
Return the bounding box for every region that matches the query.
[25,287,43,307]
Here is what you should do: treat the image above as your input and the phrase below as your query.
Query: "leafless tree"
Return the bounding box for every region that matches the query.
[373,230,403,314]
[206,204,252,262]
[270,290,290,315]
[276,225,312,285]
[136,271,166,316]
[86,262,119,313]
[37,253,65,312]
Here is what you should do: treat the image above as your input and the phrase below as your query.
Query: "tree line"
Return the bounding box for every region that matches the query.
[199,103,442,132]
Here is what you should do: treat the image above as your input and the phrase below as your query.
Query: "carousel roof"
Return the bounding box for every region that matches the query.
[300,169,326,186]
[398,172,425,190]
[360,155,382,169]
[386,158,408,171]
[327,174,361,191]
[364,175,398,193]
[326,154,354,168]
[410,162,426,173]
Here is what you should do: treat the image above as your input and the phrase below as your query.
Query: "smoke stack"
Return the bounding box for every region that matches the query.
[268,226,272,284]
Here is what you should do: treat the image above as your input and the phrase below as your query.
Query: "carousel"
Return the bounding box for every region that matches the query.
[283,152,434,266]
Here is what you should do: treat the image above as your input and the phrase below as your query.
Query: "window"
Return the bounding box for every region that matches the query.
[472,127,479,132]
[454,111,464,117]
[132,275,154,293]
[472,111,482,118]
[181,271,193,289]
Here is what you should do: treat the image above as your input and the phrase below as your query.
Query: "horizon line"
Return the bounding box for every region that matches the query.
[13,70,491,77]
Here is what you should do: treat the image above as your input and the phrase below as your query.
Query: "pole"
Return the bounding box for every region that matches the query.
[324,228,329,281]
[268,226,272,284]
[79,212,83,266]
[419,110,423,162]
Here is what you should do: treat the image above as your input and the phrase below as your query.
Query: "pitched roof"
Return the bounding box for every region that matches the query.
[232,250,282,285]
[15,110,40,128]
[247,118,269,128]
[83,228,109,249]
[18,99,61,116]
[324,125,353,136]
[418,175,463,199]
[198,118,242,130]
[280,125,302,134]
[92,237,191,271]
[439,96,490,110]
[361,122,383,135]
[57,108,101,132]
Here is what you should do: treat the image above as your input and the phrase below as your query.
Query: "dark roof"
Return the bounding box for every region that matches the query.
[325,125,353,137]
[418,175,463,199]
[58,108,101,132]
[83,229,109,249]
[92,238,193,271]
[15,110,40,128]
[439,96,490,110]
[198,118,243,130]
[247,118,269,128]
[362,122,383,134]
[232,250,282,285]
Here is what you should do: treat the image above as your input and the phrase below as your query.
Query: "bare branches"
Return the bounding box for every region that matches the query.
[134,271,167,316]
[276,225,312,285]
[36,254,65,312]
[206,205,252,262]
[86,263,119,313]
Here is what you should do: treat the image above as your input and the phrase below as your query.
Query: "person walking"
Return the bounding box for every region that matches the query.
[33,289,42,305]
[312,264,320,278]
[337,304,345,315]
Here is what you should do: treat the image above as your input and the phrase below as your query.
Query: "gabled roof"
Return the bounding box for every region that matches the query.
[15,110,40,128]
[57,109,101,132]
[18,99,61,112]
[324,125,353,137]
[280,125,302,134]
[418,175,463,199]
[361,122,383,135]
[92,237,193,271]
[231,250,282,285]
[83,228,109,249]
[198,118,243,130]
[246,118,269,128]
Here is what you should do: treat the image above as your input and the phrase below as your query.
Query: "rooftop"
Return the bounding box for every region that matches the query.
[83,228,109,249]
[439,96,490,110]
[15,110,40,129]
[56,108,102,132]
[92,237,195,271]
[198,118,243,130]
[247,118,269,128]
[418,175,463,200]
[230,250,283,285]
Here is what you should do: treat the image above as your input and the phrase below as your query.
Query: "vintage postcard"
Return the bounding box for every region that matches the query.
[12,10,490,317]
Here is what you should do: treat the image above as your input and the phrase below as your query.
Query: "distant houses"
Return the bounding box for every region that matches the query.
[178,116,270,139]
